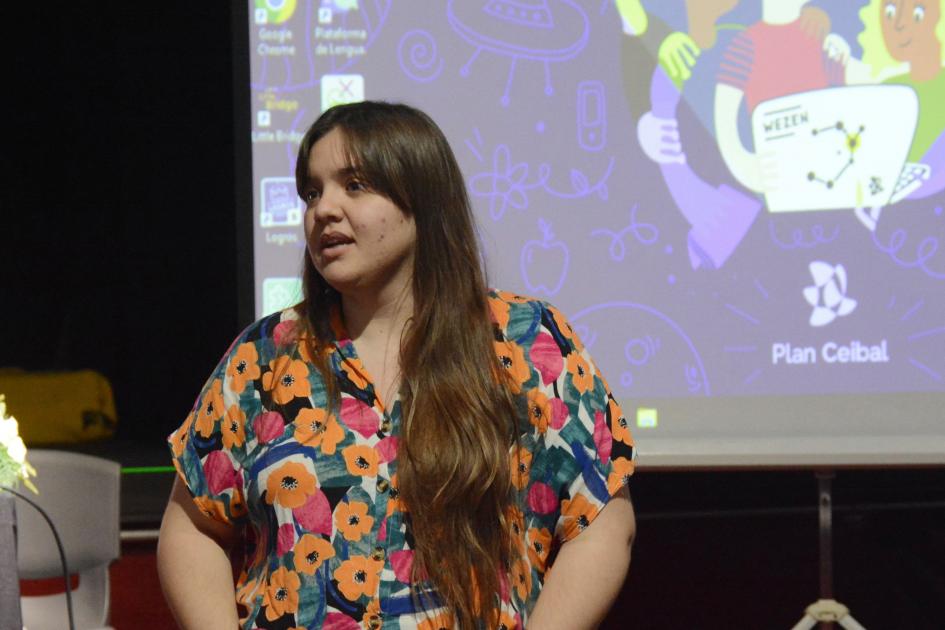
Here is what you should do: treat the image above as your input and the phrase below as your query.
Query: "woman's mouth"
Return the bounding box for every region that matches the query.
[319,232,354,253]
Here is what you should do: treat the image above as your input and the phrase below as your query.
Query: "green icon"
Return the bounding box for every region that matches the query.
[262,277,302,316]
[256,0,297,25]
[636,407,658,428]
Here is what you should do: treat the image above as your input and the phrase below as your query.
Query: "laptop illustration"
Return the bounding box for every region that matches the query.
[751,85,919,213]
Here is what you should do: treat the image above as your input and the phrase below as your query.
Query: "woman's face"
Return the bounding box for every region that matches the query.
[302,128,417,300]
[881,0,941,62]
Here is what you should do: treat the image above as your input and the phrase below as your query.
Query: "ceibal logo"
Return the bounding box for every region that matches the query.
[802,261,857,327]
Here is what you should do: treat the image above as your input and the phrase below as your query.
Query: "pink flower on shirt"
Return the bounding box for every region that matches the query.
[253,411,285,443]
[204,450,239,495]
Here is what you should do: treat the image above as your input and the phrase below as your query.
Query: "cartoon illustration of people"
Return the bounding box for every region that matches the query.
[714,0,842,195]
[620,1,842,269]
[827,0,945,202]
[619,0,760,269]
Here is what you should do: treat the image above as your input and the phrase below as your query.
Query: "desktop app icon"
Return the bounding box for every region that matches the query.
[260,177,303,228]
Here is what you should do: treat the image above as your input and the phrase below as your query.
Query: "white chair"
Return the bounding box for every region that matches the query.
[15,449,120,630]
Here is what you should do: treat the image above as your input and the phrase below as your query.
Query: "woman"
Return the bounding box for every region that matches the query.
[157,101,636,629]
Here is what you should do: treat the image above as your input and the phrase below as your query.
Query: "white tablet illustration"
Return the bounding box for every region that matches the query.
[752,85,918,213]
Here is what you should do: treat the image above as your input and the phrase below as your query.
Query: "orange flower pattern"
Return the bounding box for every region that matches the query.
[362,599,382,629]
[510,445,532,490]
[494,339,530,394]
[167,292,634,628]
[334,555,384,601]
[560,494,601,541]
[335,500,374,541]
[222,404,246,450]
[292,534,334,575]
[566,351,594,395]
[511,556,533,601]
[417,612,455,630]
[265,461,317,509]
[339,355,371,390]
[293,407,344,454]
[526,527,553,571]
[525,388,552,434]
[195,378,224,437]
[263,566,300,621]
[261,355,311,405]
[227,342,261,394]
[343,444,379,477]
[608,456,636,496]
[609,394,634,447]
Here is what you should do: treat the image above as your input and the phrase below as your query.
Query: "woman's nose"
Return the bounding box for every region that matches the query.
[311,186,343,221]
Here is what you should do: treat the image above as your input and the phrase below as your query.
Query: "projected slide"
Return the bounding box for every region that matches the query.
[247,0,944,437]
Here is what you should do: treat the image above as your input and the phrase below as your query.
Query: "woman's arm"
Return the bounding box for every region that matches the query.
[526,486,636,630]
[157,477,243,629]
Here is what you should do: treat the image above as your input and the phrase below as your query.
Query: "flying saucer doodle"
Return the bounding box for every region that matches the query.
[447,0,589,104]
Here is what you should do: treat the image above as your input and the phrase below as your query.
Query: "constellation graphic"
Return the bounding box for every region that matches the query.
[398,30,443,83]
[466,137,614,221]
[590,204,658,262]
[807,121,865,190]
[446,0,590,106]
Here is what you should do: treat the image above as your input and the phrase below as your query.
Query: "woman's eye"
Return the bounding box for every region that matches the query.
[303,190,320,203]
[913,5,925,21]
[884,2,897,18]
[347,180,366,192]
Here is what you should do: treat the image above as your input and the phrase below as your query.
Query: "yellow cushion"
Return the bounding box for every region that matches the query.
[0,369,117,444]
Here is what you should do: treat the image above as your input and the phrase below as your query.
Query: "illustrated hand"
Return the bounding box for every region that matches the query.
[657,32,701,84]
[637,111,686,165]
[823,33,851,65]
[616,0,648,36]
[799,5,831,43]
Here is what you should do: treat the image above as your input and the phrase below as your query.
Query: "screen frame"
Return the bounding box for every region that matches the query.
[235,2,945,469]
[234,1,257,329]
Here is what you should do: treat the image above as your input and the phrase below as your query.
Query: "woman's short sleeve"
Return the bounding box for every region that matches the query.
[168,325,267,526]
[498,295,636,544]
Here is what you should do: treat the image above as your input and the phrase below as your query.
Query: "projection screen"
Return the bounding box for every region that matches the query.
[244,0,945,466]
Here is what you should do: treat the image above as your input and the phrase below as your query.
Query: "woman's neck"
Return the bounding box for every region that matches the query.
[341,284,414,344]
[340,285,414,408]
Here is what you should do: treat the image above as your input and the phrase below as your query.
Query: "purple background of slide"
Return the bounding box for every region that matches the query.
[248,0,944,406]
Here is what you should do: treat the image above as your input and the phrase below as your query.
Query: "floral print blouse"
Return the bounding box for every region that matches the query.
[168,290,635,629]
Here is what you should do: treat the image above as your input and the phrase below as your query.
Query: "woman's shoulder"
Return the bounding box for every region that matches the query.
[228,304,314,359]
[488,288,548,308]
[487,289,578,343]
[487,288,568,317]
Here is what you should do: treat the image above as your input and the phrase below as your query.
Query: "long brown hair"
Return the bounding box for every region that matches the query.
[294,101,520,627]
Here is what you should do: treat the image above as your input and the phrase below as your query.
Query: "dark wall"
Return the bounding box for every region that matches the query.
[5,6,242,443]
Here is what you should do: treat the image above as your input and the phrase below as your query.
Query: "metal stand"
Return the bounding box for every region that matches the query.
[0,491,23,630]
[791,472,865,630]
